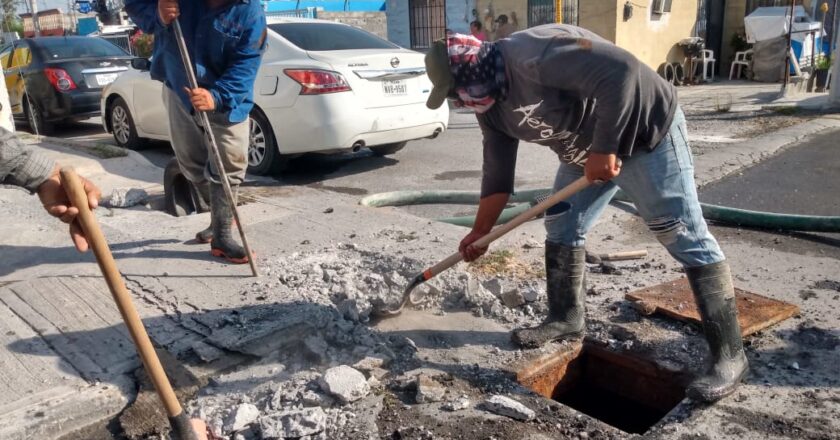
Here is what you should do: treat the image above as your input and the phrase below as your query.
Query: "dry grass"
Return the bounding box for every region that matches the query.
[468,249,544,279]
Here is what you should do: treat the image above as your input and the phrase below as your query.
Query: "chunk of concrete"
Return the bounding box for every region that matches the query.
[522,287,541,303]
[259,407,326,439]
[442,396,471,412]
[107,188,148,208]
[483,395,535,421]
[223,403,259,433]
[501,289,526,308]
[482,279,506,297]
[318,366,370,404]
[415,374,446,404]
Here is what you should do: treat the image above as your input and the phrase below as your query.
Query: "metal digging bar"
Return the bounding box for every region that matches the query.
[171,19,259,277]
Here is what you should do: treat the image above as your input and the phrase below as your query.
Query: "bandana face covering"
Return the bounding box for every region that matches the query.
[446,33,507,114]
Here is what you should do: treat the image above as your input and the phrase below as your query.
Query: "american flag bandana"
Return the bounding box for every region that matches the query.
[447,33,507,114]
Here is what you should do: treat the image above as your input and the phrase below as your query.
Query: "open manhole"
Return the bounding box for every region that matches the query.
[517,341,688,434]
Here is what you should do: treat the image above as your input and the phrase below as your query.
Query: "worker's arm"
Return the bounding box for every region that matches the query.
[207,9,267,116]
[0,126,55,192]
[124,0,172,34]
[459,115,519,262]
[0,127,100,252]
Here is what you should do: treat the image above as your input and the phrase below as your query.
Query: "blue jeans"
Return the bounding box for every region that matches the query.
[544,108,725,268]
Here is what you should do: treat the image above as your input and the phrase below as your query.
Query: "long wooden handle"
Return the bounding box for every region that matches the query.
[600,250,648,261]
[60,168,195,437]
[424,176,591,279]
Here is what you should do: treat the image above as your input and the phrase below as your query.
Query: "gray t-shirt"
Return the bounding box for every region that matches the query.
[478,24,677,197]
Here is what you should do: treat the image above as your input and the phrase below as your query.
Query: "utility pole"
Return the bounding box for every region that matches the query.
[28,0,38,36]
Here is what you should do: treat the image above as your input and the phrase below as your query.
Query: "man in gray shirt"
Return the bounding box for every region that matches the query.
[425,26,747,403]
[0,127,100,252]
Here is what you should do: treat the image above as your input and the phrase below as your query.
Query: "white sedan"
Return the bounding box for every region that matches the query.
[100,18,449,175]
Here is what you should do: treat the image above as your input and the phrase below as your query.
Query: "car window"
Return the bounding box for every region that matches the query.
[10,46,31,69]
[269,23,398,51]
[0,46,12,69]
[35,37,128,59]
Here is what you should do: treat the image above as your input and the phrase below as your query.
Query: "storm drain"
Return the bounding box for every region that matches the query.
[517,342,687,434]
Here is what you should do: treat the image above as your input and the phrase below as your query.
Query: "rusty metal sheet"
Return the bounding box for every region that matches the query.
[625,278,799,337]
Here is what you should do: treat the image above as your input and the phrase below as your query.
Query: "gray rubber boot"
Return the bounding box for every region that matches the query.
[208,183,249,264]
[686,261,749,403]
[512,242,586,348]
[195,182,213,243]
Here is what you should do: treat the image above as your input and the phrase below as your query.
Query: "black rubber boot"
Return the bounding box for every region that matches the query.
[194,182,213,243]
[208,183,249,264]
[512,242,586,348]
[686,261,749,403]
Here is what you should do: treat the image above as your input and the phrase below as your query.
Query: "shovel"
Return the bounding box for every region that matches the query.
[372,175,591,318]
[60,167,201,440]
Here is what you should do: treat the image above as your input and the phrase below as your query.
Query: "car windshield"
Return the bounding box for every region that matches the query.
[35,37,128,59]
[269,22,398,51]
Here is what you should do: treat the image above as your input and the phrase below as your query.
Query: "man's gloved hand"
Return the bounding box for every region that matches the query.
[185,87,216,112]
[584,152,621,183]
[37,167,101,253]
[158,0,179,26]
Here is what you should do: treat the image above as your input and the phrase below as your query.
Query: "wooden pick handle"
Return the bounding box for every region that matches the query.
[59,168,198,439]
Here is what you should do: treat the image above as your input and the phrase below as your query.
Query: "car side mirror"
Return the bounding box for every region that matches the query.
[131,57,151,71]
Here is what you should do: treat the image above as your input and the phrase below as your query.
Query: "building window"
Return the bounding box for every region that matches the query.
[409,0,447,51]
[527,0,578,27]
[652,0,673,15]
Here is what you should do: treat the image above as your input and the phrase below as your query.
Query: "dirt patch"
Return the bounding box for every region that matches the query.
[810,280,840,292]
[434,170,482,181]
[467,249,544,279]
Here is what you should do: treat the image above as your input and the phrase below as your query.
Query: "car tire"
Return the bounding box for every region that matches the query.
[163,158,205,217]
[247,108,287,176]
[24,96,53,135]
[369,141,407,156]
[110,97,147,150]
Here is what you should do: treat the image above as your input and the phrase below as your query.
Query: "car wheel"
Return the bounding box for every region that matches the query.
[110,97,147,150]
[247,108,287,176]
[163,158,204,217]
[369,141,407,156]
[24,96,53,135]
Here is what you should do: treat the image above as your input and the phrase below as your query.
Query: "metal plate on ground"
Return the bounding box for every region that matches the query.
[625,278,799,337]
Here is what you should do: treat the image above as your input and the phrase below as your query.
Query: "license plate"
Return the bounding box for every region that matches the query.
[96,73,119,87]
[382,80,407,96]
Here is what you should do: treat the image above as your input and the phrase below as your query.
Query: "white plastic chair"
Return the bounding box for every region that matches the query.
[692,49,716,82]
[729,49,753,80]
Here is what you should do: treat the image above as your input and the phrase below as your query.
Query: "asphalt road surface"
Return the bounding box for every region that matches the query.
[699,128,840,260]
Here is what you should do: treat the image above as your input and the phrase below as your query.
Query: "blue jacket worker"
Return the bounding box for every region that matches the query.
[425,27,748,403]
[125,0,267,264]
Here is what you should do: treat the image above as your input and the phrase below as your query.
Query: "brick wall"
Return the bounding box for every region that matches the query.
[317,11,389,40]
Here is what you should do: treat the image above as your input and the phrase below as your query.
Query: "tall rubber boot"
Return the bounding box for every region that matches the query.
[195,182,213,243]
[686,261,749,403]
[209,183,249,264]
[512,242,586,348]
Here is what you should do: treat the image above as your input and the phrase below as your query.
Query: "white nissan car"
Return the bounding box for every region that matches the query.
[101,18,448,175]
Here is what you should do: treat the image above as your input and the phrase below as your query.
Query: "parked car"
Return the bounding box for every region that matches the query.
[1,36,134,134]
[101,17,449,175]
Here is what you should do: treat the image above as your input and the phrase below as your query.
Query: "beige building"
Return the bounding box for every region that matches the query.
[473,0,702,71]
[578,0,702,71]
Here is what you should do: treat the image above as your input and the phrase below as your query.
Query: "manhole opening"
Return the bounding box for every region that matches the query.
[518,342,686,434]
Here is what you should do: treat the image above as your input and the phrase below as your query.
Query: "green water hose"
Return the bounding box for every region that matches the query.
[360,188,840,232]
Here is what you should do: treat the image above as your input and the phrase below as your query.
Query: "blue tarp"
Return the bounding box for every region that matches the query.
[262,1,386,12]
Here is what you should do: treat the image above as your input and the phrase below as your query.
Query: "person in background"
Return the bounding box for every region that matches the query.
[470,20,487,41]
[494,14,517,40]
[0,127,100,252]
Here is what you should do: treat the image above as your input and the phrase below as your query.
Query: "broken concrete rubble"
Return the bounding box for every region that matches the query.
[414,374,446,403]
[318,366,370,404]
[259,407,327,439]
[482,395,536,421]
[223,403,259,433]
